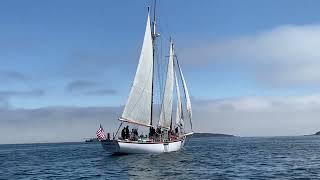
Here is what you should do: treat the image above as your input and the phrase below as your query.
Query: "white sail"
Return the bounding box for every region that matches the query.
[159,40,174,128]
[175,71,183,126]
[177,58,193,130]
[120,13,153,126]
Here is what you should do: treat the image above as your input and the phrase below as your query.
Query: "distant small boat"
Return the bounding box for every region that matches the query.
[85,138,99,143]
[100,1,193,154]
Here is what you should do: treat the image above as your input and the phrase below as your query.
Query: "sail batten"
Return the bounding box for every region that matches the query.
[121,13,154,126]
[159,40,174,128]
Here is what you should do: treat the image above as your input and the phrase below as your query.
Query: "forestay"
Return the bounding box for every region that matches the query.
[120,13,154,126]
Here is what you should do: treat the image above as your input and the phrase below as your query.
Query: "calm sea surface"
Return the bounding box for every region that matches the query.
[1,136,320,179]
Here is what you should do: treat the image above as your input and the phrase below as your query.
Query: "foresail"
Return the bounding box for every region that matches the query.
[175,71,183,127]
[121,13,153,126]
[177,58,193,130]
[159,41,174,128]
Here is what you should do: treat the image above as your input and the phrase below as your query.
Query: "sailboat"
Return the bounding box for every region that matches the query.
[100,3,193,154]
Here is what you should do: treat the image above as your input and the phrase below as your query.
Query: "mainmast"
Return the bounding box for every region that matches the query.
[150,0,159,126]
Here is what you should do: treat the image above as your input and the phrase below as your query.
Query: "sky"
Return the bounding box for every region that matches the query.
[1,0,320,143]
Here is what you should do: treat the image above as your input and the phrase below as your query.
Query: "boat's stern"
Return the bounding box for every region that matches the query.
[100,139,120,153]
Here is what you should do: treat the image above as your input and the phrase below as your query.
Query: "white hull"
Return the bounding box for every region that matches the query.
[101,139,185,154]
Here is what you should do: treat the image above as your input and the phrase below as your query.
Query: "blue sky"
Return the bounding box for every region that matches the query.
[2,0,320,108]
[2,0,320,143]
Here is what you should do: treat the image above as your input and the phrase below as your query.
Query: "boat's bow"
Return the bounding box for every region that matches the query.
[100,140,120,153]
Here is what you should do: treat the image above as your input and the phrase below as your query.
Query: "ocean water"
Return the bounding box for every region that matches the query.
[1,136,320,179]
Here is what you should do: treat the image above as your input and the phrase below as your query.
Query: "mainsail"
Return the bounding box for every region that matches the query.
[177,58,193,130]
[159,40,174,128]
[120,13,154,126]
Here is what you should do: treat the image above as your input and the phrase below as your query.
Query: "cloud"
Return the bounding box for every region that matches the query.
[67,80,98,92]
[0,89,45,98]
[0,70,30,83]
[193,95,320,136]
[2,94,320,143]
[66,80,117,96]
[0,106,122,144]
[0,97,9,109]
[181,24,320,87]
[0,89,45,109]
[84,89,117,96]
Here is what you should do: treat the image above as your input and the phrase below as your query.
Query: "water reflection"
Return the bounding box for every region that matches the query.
[96,149,194,179]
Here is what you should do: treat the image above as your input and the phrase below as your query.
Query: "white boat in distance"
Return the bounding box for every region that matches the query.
[100,2,193,154]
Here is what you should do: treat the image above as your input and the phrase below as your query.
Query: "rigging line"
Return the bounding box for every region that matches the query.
[174,69,183,126]
[157,36,160,95]
[152,30,163,127]
[114,122,123,140]
[159,44,176,128]
[156,46,162,125]
[175,65,185,125]
[157,33,164,107]
[158,42,171,127]
[160,32,164,99]
[175,55,192,130]
[156,28,167,126]
[153,0,156,24]
[153,0,163,106]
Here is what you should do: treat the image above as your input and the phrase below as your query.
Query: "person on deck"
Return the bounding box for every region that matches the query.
[156,127,161,141]
[149,127,153,139]
[121,127,125,139]
[135,129,138,140]
[125,126,130,139]
[131,128,138,141]
[149,127,156,139]
[169,129,174,140]
[107,133,110,140]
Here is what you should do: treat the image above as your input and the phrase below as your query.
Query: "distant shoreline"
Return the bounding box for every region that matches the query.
[191,133,236,138]
[5,134,320,145]
[82,133,237,143]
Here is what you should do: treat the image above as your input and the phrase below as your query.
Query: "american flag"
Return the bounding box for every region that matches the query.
[96,124,106,140]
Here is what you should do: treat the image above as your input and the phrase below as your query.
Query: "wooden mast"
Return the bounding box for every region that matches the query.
[150,0,157,126]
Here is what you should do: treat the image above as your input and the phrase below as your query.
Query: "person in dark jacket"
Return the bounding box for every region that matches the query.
[175,127,179,136]
[121,127,125,139]
[125,126,130,139]
[149,127,155,139]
